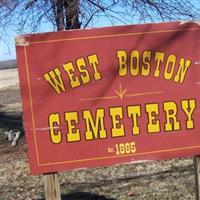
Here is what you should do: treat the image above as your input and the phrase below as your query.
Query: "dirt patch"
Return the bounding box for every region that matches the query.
[0,68,19,89]
[0,140,196,200]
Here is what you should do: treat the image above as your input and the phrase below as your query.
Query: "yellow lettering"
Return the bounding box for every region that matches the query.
[154,52,164,77]
[44,68,65,94]
[145,103,160,133]
[181,99,196,129]
[109,107,125,137]
[130,50,140,76]
[83,109,107,140]
[142,50,151,76]
[49,113,62,144]
[117,50,127,76]
[174,58,191,83]
[65,112,80,142]
[164,55,176,80]
[63,62,80,88]
[76,57,90,84]
[164,102,180,131]
[88,54,102,80]
[127,105,141,135]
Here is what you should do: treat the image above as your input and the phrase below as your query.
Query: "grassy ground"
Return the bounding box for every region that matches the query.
[0,74,197,200]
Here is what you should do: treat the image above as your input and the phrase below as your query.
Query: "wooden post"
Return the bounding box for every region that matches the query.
[44,172,61,200]
[194,156,200,200]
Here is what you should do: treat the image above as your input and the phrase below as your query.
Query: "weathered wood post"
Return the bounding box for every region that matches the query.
[44,172,61,200]
[194,156,200,200]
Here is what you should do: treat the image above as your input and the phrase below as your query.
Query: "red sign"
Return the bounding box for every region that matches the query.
[16,22,200,175]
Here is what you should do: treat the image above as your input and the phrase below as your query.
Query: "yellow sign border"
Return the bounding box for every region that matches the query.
[23,27,200,167]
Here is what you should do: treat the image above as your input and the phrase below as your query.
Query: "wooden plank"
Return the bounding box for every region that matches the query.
[44,172,61,200]
[194,156,200,200]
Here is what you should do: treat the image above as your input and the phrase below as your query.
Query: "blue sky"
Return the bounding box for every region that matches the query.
[0,22,54,61]
[0,16,123,61]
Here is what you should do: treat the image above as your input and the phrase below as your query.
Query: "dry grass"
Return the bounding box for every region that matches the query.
[0,137,196,200]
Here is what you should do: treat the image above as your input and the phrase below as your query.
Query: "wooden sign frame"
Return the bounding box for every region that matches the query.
[15,21,200,199]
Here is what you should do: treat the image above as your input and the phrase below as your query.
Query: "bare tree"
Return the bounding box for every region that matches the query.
[0,0,200,34]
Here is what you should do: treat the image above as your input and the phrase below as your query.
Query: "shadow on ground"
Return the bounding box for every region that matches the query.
[0,110,23,132]
[37,192,116,200]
